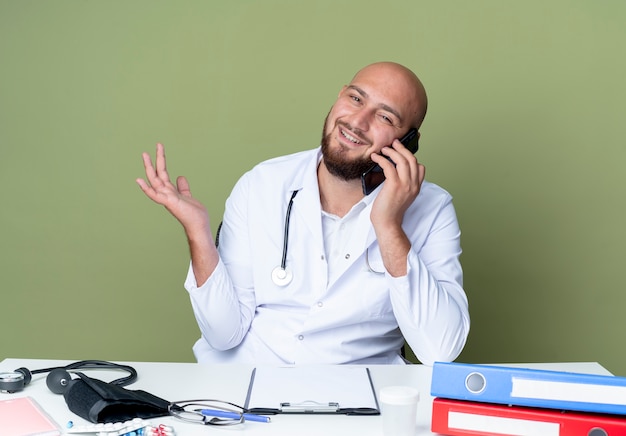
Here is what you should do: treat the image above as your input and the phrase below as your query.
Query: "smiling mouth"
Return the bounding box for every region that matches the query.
[340,129,365,145]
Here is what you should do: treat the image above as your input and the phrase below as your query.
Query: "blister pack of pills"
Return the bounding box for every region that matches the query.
[65,418,175,435]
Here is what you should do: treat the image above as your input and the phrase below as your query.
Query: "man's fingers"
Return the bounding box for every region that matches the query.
[388,141,420,183]
[417,163,426,186]
[177,176,192,197]
[141,143,175,190]
[155,143,170,181]
[136,177,160,202]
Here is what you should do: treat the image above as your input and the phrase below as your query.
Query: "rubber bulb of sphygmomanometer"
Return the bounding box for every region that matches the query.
[46,368,72,394]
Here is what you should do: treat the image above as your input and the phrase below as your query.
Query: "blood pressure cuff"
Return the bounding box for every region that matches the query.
[63,372,170,423]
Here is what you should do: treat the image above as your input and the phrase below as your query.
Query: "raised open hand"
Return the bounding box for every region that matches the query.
[136,143,210,235]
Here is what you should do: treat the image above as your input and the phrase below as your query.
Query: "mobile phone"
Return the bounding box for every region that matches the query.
[361,128,419,195]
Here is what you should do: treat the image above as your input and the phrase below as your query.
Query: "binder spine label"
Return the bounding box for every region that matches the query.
[448,411,560,436]
[512,377,626,405]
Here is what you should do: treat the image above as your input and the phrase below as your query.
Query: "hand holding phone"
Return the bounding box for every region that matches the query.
[361,128,419,195]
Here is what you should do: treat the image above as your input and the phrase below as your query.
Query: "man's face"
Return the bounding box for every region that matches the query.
[320,67,418,181]
[320,111,375,180]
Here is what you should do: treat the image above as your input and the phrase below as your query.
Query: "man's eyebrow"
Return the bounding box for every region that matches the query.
[347,85,403,123]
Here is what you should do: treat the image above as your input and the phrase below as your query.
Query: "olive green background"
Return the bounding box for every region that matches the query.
[2,1,625,374]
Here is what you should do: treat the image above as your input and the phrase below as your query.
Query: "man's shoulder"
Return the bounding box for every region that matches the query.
[420,180,453,199]
[408,180,455,214]
[241,147,319,186]
[253,147,319,170]
[232,147,319,196]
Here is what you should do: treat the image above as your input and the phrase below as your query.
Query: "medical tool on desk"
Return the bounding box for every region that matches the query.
[0,360,137,394]
[0,360,173,424]
[168,399,270,426]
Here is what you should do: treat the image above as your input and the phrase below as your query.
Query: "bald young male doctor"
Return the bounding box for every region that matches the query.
[137,62,469,365]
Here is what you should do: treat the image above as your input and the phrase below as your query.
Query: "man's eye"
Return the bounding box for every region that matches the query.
[380,115,393,125]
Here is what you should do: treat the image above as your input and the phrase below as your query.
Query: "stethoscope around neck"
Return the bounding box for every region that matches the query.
[214,190,299,286]
[271,190,299,286]
[270,189,385,285]
[216,188,384,287]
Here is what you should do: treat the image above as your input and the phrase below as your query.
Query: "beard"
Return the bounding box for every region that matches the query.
[320,113,375,181]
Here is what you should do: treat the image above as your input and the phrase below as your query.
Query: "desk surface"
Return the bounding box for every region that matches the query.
[0,359,611,436]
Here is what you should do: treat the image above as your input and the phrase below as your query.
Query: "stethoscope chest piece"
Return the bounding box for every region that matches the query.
[270,189,299,287]
[271,266,293,286]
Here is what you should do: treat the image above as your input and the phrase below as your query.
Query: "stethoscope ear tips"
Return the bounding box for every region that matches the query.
[271,266,293,286]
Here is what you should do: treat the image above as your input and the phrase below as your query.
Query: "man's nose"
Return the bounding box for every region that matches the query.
[346,108,372,132]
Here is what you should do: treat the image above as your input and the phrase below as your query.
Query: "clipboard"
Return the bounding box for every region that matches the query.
[243,366,380,415]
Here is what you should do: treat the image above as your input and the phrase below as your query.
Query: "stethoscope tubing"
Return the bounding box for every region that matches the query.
[279,190,299,271]
[219,187,384,286]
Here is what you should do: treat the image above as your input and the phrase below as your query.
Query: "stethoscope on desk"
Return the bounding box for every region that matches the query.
[216,189,385,287]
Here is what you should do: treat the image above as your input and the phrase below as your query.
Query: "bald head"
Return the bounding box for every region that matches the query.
[349,62,428,129]
[320,62,429,183]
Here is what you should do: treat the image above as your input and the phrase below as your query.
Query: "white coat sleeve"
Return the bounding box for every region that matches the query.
[389,194,469,366]
[183,172,257,351]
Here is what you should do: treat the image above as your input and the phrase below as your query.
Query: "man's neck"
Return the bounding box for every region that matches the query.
[317,159,365,218]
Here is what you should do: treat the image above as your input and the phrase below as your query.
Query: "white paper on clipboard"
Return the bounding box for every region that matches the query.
[244,366,379,414]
